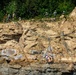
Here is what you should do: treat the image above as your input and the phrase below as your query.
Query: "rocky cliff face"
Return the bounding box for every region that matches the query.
[0,7,76,75]
[0,22,23,58]
[0,22,23,43]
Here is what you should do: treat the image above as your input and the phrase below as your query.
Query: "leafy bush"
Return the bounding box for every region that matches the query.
[0,10,4,21]
[0,0,75,21]
[57,1,75,14]
[5,1,17,14]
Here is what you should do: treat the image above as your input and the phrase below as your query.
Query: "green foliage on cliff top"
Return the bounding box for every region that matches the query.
[0,0,75,21]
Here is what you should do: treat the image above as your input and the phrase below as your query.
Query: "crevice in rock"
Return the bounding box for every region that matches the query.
[2,34,22,42]
[74,47,76,50]
[12,34,22,42]
[0,40,6,44]
[6,60,11,64]
[62,71,73,75]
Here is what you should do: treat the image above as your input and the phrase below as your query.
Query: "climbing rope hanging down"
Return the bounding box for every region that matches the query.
[43,37,54,63]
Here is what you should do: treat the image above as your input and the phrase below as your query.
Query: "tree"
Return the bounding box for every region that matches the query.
[57,0,75,14]
[5,1,17,14]
[0,0,75,21]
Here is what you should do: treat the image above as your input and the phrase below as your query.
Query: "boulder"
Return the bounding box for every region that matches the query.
[69,7,76,20]
[60,15,65,19]
[9,64,21,69]
[1,49,16,56]
[60,21,73,34]
[1,40,20,54]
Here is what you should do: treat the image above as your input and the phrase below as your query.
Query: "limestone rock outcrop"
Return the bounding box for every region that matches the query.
[0,8,76,74]
[0,22,23,44]
[69,7,76,20]
[0,8,76,75]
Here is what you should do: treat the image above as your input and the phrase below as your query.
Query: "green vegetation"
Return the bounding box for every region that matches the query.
[0,0,75,21]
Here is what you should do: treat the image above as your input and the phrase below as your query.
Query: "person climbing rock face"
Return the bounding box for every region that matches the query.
[45,55,53,63]
[43,37,54,63]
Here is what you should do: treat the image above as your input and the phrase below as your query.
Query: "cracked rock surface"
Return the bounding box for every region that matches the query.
[0,7,76,75]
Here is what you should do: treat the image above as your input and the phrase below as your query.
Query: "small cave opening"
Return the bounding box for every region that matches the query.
[62,71,73,75]
[12,34,22,42]
[0,40,7,44]
[1,34,22,43]
[6,60,11,64]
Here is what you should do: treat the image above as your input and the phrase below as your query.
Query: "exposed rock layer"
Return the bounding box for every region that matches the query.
[0,7,76,75]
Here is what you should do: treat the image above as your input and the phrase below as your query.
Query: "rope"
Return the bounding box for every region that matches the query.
[18,22,76,63]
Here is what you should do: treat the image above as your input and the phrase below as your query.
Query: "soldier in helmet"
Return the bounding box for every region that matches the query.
[45,11,48,17]
[53,10,57,17]
[6,13,11,22]
[62,10,65,15]
[19,17,21,21]
[12,12,16,21]
[53,10,57,21]
[3,13,7,23]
